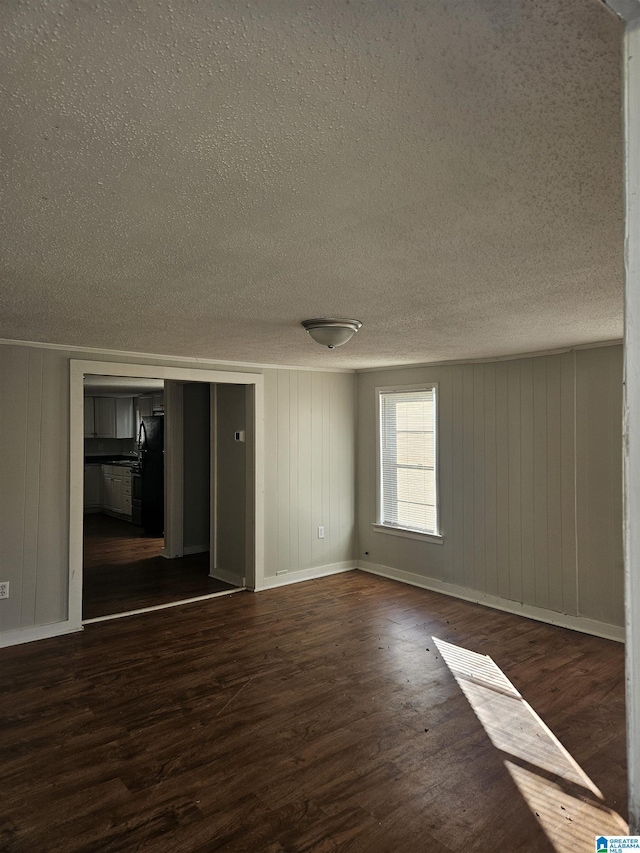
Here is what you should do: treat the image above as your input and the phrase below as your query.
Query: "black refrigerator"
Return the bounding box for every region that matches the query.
[139,415,164,536]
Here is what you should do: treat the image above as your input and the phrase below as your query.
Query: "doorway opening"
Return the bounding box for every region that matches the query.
[82,376,240,620]
[69,360,264,630]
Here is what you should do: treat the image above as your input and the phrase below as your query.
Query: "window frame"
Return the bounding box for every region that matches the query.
[374,383,443,544]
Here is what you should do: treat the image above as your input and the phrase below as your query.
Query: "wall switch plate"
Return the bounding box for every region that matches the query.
[318,526,325,539]
[0,582,9,599]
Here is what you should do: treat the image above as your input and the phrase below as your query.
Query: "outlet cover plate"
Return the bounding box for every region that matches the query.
[0,582,9,599]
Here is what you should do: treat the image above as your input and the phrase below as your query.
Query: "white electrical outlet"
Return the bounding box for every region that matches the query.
[318,526,325,539]
[0,582,9,599]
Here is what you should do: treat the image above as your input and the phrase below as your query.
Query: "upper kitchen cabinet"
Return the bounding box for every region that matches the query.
[139,393,164,417]
[84,398,96,437]
[138,395,153,418]
[95,397,116,438]
[115,398,134,438]
[85,397,135,439]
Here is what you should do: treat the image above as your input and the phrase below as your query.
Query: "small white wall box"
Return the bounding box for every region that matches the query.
[234,430,245,442]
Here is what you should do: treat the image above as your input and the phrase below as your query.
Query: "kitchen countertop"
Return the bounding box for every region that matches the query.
[85,456,139,468]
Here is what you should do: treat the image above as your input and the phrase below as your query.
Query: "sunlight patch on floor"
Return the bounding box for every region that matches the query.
[434,636,627,852]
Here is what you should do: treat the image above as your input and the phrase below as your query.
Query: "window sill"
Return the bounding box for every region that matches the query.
[372,523,444,545]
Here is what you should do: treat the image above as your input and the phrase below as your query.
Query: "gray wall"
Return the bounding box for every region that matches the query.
[182,383,210,553]
[214,384,246,581]
[263,369,357,576]
[0,339,620,639]
[0,343,357,636]
[357,345,624,629]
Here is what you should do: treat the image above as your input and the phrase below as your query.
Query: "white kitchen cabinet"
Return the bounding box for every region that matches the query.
[84,399,96,437]
[87,397,135,439]
[95,397,116,438]
[102,470,114,511]
[115,397,135,438]
[152,392,164,413]
[101,465,132,519]
[111,476,124,514]
[139,395,154,418]
[83,464,102,511]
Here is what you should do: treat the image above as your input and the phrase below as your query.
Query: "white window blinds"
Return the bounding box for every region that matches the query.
[379,387,437,534]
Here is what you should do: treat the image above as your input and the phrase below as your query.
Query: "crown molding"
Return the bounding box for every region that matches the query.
[0,337,356,374]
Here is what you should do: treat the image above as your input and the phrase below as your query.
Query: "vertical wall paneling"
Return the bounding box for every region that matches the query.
[3,348,358,642]
[437,367,454,585]
[261,368,355,580]
[462,365,475,590]
[495,362,510,600]
[546,356,564,613]
[473,365,486,593]
[520,359,536,606]
[322,374,332,566]
[355,374,368,562]
[451,366,465,587]
[337,373,356,563]
[328,377,348,563]
[276,371,291,573]
[484,363,498,597]
[357,345,623,632]
[0,347,30,632]
[560,352,578,616]
[611,347,624,627]
[297,372,313,572]
[533,357,550,610]
[263,370,279,576]
[288,371,300,573]
[576,348,624,626]
[311,373,324,567]
[507,360,523,602]
[35,349,70,626]
[21,347,44,627]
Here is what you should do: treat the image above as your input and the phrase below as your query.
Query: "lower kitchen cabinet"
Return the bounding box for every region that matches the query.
[102,466,132,519]
[83,465,133,520]
[83,465,102,510]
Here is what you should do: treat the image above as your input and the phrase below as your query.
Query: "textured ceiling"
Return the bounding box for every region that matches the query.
[0,0,623,369]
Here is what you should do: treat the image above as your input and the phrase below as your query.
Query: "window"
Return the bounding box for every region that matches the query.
[377,385,439,537]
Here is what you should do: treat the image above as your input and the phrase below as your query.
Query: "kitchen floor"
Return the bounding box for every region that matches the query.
[82,513,235,620]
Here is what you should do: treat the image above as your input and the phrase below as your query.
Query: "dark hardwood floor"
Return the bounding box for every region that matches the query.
[83,513,235,620]
[0,572,627,852]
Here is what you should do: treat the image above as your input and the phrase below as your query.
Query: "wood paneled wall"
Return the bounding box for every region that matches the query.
[0,339,621,639]
[0,344,357,637]
[263,370,357,576]
[357,345,624,629]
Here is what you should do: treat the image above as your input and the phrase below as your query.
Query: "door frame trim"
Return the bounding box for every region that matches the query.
[70,359,264,631]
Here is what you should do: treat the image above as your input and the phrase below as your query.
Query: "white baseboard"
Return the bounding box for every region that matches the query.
[184,544,209,556]
[0,620,83,649]
[357,561,625,643]
[210,566,245,587]
[256,560,357,591]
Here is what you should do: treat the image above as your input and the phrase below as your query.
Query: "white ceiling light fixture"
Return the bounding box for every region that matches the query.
[301,318,363,349]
